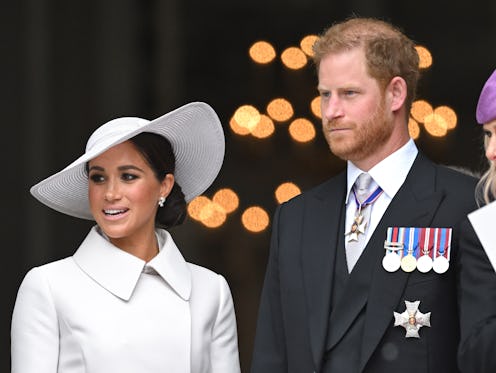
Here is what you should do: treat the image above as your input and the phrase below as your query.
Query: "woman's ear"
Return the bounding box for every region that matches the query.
[387,76,408,112]
[160,174,175,198]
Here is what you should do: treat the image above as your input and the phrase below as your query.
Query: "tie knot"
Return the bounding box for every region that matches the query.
[354,173,373,194]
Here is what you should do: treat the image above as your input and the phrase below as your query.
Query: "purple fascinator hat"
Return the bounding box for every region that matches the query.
[476,69,496,124]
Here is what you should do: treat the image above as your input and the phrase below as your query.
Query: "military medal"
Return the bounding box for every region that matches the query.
[433,228,451,274]
[394,300,431,338]
[417,228,433,273]
[345,184,383,242]
[400,227,417,273]
[382,227,403,272]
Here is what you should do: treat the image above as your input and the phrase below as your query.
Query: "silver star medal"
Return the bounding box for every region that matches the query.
[346,213,367,242]
[394,300,431,338]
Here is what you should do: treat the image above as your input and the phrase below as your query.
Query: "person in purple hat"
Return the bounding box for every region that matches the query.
[458,69,496,373]
[475,69,496,206]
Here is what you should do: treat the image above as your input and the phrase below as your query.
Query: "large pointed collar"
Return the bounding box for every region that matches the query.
[73,226,191,301]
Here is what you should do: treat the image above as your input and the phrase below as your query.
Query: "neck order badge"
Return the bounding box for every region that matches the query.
[345,174,383,242]
[382,227,452,274]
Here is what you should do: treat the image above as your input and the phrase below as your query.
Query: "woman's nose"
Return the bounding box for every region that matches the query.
[104,179,121,201]
[486,137,496,161]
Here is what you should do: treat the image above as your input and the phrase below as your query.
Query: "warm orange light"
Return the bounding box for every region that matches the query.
[300,35,319,57]
[410,100,433,123]
[289,118,316,142]
[251,114,275,139]
[200,202,227,228]
[233,105,261,132]
[408,118,420,140]
[275,182,301,204]
[266,98,294,122]
[281,47,307,70]
[230,116,251,136]
[424,113,448,137]
[187,196,211,221]
[311,96,321,118]
[415,45,433,69]
[213,188,239,214]
[434,105,457,129]
[249,41,276,64]
[241,206,270,233]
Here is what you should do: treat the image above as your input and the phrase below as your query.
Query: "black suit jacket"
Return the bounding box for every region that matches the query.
[251,153,494,373]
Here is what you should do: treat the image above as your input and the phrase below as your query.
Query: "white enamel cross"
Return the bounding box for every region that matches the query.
[394,300,431,338]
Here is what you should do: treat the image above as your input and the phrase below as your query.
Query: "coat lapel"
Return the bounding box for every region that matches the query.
[301,173,347,368]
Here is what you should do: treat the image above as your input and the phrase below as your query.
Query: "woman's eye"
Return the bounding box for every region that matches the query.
[89,174,105,183]
[122,173,138,181]
[484,130,492,138]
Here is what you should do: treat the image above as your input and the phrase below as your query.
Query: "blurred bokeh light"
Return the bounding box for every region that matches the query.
[241,206,270,233]
[289,118,316,142]
[415,45,433,69]
[300,35,319,57]
[249,41,276,64]
[281,47,307,70]
[266,98,294,122]
[275,182,302,204]
[213,188,239,214]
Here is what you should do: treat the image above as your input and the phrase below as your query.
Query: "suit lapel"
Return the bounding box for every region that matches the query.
[301,172,347,369]
[358,154,445,371]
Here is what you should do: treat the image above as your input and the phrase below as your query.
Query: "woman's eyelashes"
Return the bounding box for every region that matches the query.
[88,172,140,184]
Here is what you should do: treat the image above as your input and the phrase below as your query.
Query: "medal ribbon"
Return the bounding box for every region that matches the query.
[438,228,452,259]
[413,227,420,257]
[439,228,446,257]
[352,185,383,213]
[403,227,411,257]
[445,228,452,259]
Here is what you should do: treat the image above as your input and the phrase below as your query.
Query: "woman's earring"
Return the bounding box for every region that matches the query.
[158,196,166,207]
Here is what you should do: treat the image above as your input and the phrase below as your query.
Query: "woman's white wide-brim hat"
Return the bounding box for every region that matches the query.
[30,102,225,220]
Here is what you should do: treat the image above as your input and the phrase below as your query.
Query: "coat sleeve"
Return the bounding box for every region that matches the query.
[458,217,496,373]
[11,267,59,373]
[210,274,241,373]
[251,205,288,372]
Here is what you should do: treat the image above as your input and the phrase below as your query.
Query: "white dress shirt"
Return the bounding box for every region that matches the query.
[345,139,418,249]
[11,226,240,373]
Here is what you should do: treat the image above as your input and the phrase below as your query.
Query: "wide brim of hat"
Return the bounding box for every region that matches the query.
[30,102,225,220]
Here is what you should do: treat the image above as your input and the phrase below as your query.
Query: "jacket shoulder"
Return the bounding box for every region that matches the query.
[436,164,478,188]
[280,171,346,208]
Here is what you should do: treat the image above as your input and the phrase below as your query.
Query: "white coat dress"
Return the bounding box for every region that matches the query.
[11,226,240,373]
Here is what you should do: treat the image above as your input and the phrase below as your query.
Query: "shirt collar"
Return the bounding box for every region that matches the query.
[346,138,418,203]
[73,226,192,301]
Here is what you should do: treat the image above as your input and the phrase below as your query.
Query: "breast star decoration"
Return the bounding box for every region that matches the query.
[393,300,431,338]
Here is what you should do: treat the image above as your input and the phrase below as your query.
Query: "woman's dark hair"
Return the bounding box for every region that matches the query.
[130,132,187,228]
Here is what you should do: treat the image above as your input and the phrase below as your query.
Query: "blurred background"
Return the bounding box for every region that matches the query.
[3,0,496,371]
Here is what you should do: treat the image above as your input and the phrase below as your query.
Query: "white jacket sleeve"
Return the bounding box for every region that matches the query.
[11,267,59,373]
[210,275,241,373]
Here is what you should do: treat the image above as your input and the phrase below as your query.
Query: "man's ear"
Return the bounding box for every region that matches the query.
[387,76,408,112]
